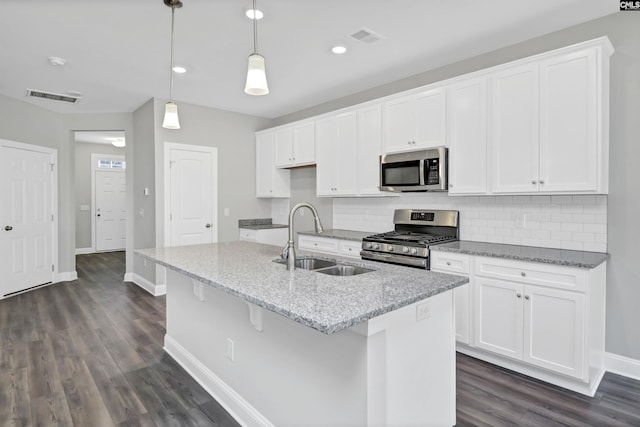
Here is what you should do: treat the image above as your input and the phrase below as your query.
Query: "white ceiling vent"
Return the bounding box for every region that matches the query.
[26,89,80,104]
[349,27,384,44]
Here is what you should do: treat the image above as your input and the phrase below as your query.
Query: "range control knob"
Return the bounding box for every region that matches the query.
[402,246,409,253]
[365,242,373,249]
[388,246,394,252]
[372,243,380,250]
[410,248,418,255]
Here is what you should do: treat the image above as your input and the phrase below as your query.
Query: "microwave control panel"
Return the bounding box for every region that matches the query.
[425,158,440,185]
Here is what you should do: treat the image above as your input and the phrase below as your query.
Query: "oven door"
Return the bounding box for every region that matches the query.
[360,250,428,268]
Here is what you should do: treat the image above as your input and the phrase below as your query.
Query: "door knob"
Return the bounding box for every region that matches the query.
[4,226,13,231]
[97,214,101,217]
[205,223,212,228]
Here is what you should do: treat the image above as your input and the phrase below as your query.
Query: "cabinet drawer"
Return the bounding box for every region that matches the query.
[474,257,586,292]
[239,228,258,241]
[431,251,470,275]
[338,240,362,259]
[298,235,339,254]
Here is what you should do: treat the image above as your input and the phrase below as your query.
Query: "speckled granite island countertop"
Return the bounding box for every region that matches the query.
[238,218,287,230]
[297,228,374,241]
[136,241,467,334]
[431,241,608,269]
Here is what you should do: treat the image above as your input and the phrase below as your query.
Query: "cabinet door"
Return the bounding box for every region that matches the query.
[293,121,315,165]
[490,64,540,193]
[454,284,471,345]
[274,127,294,167]
[256,132,290,198]
[523,285,586,379]
[315,116,338,196]
[474,277,523,360]
[539,48,598,193]
[448,77,488,194]
[357,104,384,195]
[383,95,415,153]
[414,87,446,149]
[335,113,358,195]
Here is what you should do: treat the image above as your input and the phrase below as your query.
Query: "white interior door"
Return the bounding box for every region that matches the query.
[0,143,56,296]
[167,144,218,247]
[95,169,126,251]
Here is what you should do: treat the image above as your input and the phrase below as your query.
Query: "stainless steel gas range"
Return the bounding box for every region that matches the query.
[360,209,459,269]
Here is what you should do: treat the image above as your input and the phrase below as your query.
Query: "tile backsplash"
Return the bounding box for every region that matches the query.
[333,194,607,252]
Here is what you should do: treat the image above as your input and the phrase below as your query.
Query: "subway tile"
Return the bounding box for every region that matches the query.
[572,232,595,242]
[584,223,607,233]
[552,195,573,205]
[583,242,607,252]
[561,241,584,251]
[562,223,584,232]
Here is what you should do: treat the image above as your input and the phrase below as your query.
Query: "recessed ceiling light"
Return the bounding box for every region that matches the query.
[246,9,263,20]
[49,56,66,66]
[331,45,347,55]
[172,66,187,74]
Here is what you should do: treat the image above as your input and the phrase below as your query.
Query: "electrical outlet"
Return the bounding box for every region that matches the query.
[224,208,230,217]
[515,213,526,229]
[416,301,431,321]
[227,338,235,361]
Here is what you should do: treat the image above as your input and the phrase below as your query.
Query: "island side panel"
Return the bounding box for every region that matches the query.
[163,268,369,426]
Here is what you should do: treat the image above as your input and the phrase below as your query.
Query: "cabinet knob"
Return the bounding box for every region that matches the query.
[314,243,318,246]
[531,180,537,185]
[446,262,451,266]
[516,293,522,298]
[521,272,526,277]
[205,223,212,228]
[539,180,545,184]
[4,226,13,231]
[525,295,530,300]
[449,184,453,188]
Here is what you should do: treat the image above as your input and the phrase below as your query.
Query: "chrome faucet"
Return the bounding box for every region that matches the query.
[281,202,324,270]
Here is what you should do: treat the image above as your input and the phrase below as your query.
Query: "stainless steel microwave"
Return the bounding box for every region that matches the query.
[379,147,448,192]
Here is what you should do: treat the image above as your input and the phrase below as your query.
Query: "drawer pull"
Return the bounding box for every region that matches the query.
[446,262,451,266]
[521,272,526,277]
[525,295,530,300]
[516,293,522,298]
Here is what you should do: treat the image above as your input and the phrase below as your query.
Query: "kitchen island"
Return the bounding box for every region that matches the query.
[137,241,468,427]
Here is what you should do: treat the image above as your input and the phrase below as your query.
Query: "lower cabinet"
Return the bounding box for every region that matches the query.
[297,234,362,259]
[431,250,606,396]
[239,227,288,247]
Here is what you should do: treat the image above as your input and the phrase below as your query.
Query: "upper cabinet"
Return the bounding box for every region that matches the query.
[255,132,290,198]
[383,86,446,154]
[490,41,611,195]
[274,120,315,168]
[448,76,489,194]
[316,104,388,197]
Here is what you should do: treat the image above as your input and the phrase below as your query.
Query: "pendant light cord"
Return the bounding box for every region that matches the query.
[252,0,258,54]
[169,3,176,103]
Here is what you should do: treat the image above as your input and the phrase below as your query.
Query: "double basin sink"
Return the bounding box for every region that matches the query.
[274,257,374,276]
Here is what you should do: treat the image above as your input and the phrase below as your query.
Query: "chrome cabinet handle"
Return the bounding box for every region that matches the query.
[205,223,212,228]
[531,180,537,184]
[446,262,451,266]
[539,180,545,184]
[521,272,526,277]
[525,295,530,300]
[4,226,13,231]
[516,293,522,298]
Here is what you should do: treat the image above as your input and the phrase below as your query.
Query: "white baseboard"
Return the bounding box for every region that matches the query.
[605,352,640,381]
[75,247,94,255]
[54,271,78,283]
[164,335,275,427]
[124,272,166,296]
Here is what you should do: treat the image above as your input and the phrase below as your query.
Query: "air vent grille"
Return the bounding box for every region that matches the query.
[349,27,384,44]
[26,89,80,104]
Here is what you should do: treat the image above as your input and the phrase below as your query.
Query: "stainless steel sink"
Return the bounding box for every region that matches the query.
[315,265,374,276]
[273,257,336,270]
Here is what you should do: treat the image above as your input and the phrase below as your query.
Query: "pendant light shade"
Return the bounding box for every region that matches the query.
[162,0,182,129]
[245,0,269,96]
[245,54,269,95]
[162,102,180,129]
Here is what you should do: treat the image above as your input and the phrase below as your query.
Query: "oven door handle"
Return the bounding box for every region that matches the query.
[360,250,428,268]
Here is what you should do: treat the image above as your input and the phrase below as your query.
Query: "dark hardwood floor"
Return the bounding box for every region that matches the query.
[1,251,639,426]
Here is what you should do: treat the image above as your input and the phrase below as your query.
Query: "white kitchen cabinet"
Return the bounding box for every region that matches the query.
[383,86,446,153]
[466,255,606,394]
[356,104,385,195]
[447,76,488,195]
[275,121,315,168]
[431,251,471,345]
[255,132,291,198]
[239,227,288,247]
[490,40,612,195]
[297,234,361,259]
[315,112,358,196]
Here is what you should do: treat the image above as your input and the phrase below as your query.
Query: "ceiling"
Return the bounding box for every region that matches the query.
[0,1,618,119]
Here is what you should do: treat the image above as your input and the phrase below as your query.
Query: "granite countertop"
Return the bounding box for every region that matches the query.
[297,229,374,242]
[431,241,608,269]
[136,241,467,335]
[238,218,288,230]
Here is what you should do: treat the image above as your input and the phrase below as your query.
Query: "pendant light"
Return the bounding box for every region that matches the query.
[244,0,269,96]
[162,0,183,129]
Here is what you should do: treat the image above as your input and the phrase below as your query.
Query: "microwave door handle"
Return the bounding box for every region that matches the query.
[419,159,425,186]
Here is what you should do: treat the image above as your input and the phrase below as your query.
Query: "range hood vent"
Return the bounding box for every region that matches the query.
[349,27,383,44]
[26,89,80,104]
